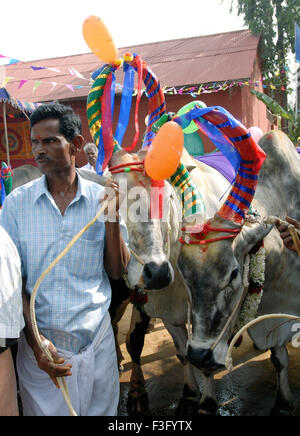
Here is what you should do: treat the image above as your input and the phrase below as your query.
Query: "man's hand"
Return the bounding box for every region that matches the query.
[275,216,300,252]
[33,335,72,389]
[100,178,121,222]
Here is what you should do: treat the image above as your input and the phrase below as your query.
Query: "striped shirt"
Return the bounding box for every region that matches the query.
[0,173,128,353]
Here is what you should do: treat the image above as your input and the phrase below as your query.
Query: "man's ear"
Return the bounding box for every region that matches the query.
[71,135,85,155]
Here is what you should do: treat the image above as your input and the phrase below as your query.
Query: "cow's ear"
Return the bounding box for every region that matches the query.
[234,221,273,256]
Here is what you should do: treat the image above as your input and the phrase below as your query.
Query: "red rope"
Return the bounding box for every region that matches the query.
[180,222,241,245]
[109,161,145,174]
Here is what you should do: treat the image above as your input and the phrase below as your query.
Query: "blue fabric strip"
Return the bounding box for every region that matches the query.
[147,83,160,99]
[0,175,6,205]
[239,165,253,172]
[229,133,251,143]
[238,170,258,180]
[230,191,251,208]
[149,103,166,124]
[234,182,255,196]
[225,200,245,218]
[95,128,105,176]
[186,106,241,129]
[91,65,107,81]
[174,106,243,175]
[215,121,231,128]
[146,76,155,93]
[144,71,151,88]
[115,64,134,145]
[193,117,241,174]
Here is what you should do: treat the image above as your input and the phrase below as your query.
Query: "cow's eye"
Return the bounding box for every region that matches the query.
[229,268,239,283]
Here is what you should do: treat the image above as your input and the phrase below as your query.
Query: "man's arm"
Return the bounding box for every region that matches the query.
[104,221,130,279]
[102,180,130,279]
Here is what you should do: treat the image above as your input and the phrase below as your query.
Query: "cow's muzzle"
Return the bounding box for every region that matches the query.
[143,261,173,290]
[187,344,223,372]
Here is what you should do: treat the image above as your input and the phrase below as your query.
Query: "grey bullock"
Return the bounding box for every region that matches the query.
[108,146,231,415]
[177,130,300,415]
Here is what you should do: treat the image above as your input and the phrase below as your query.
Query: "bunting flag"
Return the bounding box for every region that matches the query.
[0,53,90,80]
[32,81,42,93]
[0,55,295,97]
[18,80,28,89]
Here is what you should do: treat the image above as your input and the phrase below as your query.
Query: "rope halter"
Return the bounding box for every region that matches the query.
[180,221,241,245]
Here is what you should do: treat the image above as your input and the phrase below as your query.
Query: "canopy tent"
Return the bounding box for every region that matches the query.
[0,88,41,167]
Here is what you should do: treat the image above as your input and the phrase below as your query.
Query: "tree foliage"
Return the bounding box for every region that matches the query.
[251,88,300,143]
[229,0,299,72]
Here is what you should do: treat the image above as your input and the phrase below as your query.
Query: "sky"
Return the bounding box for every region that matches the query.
[0,0,246,62]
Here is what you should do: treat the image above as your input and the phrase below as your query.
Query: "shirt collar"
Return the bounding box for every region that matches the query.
[33,171,90,205]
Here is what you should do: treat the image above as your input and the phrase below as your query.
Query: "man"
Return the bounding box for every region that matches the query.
[0,103,130,416]
[275,216,300,252]
[0,226,24,416]
[81,143,98,172]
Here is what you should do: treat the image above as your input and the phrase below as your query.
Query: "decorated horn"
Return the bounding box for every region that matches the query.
[87,53,166,174]
[172,105,266,224]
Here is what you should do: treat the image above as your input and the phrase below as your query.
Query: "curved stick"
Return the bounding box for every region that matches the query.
[30,201,108,416]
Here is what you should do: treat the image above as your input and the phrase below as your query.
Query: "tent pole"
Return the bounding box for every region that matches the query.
[2,102,10,167]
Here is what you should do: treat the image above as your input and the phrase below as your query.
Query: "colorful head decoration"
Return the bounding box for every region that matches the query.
[171,105,266,223]
[87,53,166,175]
[0,162,13,207]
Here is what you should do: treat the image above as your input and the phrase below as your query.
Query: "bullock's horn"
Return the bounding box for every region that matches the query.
[174,106,266,224]
[87,53,166,173]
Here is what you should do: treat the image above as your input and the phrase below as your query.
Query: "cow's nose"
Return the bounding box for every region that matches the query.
[187,345,223,371]
[143,261,173,290]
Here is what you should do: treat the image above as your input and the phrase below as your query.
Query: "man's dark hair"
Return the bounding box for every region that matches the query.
[30,103,82,142]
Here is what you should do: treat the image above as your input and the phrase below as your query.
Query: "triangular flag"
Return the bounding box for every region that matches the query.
[18,80,28,89]
[1,77,14,88]
[33,81,42,93]
[65,84,75,92]
[71,67,86,80]
[30,66,46,71]
[46,67,60,73]
[50,82,57,92]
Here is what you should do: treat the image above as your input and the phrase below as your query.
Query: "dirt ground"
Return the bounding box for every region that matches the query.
[117,305,300,416]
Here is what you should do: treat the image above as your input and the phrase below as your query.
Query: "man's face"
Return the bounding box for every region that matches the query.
[31,118,74,174]
[85,147,97,166]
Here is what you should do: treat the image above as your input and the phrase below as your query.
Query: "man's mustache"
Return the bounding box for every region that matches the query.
[36,156,52,162]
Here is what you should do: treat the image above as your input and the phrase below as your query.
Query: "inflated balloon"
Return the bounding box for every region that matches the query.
[145,121,184,181]
[249,126,263,144]
[82,15,118,63]
[177,101,207,134]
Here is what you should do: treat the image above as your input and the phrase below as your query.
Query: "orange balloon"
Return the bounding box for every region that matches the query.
[145,121,184,181]
[82,15,118,63]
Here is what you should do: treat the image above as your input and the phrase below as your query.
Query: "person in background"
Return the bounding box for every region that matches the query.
[81,143,98,172]
[0,226,24,416]
[0,103,130,416]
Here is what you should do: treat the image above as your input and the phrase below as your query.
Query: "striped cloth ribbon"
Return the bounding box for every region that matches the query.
[170,163,205,220]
